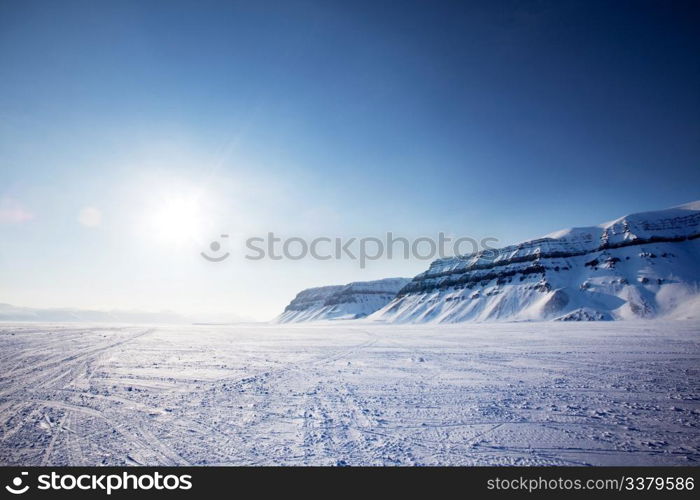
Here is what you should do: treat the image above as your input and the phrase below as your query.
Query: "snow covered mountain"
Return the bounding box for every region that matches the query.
[275,278,411,323]
[370,201,700,323]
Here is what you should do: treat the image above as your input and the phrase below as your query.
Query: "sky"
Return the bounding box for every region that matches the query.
[1,0,699,320]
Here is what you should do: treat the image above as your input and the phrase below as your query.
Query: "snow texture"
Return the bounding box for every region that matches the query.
[1,321,698,466]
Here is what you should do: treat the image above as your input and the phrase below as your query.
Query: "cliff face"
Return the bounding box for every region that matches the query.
[370,201,700,323]
[275,278,411,323]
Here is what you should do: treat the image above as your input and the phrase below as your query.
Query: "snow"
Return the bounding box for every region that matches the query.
[275,278,411,323]
[1,321,698,466]
[545,199,700,242]
[370,201,700,323]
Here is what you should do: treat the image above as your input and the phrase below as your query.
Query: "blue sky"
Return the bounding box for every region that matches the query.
[1,1,699,319]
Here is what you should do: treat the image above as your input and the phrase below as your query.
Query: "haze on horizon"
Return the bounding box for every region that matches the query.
[1,0,699,321]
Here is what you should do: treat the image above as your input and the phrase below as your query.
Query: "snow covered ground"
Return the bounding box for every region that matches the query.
[0,321,698,466]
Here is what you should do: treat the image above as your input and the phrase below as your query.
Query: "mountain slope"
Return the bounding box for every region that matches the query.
[370,201,700,323]
[275,278,411,323]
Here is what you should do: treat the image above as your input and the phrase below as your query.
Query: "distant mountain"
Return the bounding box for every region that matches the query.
[275,278,411,323]
[0,304,190,324]
[370,201,700,323]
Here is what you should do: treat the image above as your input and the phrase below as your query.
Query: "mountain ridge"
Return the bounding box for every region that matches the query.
[371,200,700,323]
[275,277,411,323]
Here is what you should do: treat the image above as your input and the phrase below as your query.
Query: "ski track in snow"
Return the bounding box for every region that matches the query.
[0,321,698,466]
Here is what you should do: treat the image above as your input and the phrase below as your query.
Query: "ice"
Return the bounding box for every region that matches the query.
[0,321,698,466]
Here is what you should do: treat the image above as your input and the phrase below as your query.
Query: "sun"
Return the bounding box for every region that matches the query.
[148,193,207,246]
[152,196,201,242]
[130,174,220,249]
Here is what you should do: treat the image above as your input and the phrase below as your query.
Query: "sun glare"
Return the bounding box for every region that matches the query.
[148,193,206,245]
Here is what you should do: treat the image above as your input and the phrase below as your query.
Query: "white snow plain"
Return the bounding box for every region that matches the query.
[0,321,698,466]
